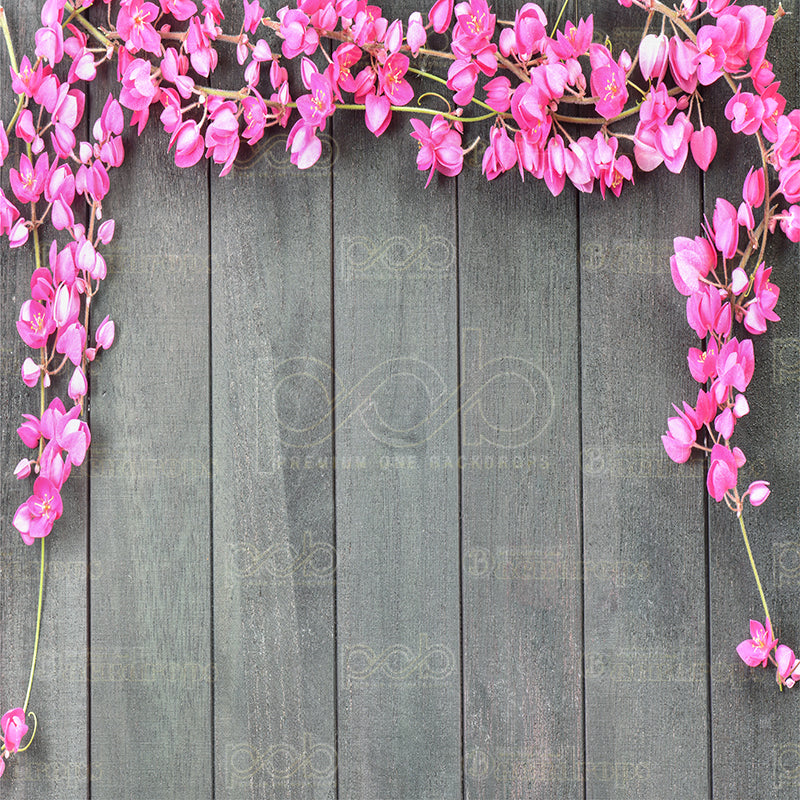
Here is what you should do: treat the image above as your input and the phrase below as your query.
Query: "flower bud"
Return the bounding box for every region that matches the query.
[746,480,770,506]
[21,357,40,388]
[13,458,32,479]
[638,34,668,82]
[743,167,765,207]
[68,365,87,401]
[96,315,115,350]
[97,219,115,245]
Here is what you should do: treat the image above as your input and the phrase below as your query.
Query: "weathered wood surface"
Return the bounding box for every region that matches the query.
[0,1,799,798]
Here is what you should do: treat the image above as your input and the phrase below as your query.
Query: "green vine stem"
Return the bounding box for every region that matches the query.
[739,513,772,631]
[22,538,45,716]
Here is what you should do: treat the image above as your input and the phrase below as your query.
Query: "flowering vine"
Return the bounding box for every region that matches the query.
[0,0,796,778]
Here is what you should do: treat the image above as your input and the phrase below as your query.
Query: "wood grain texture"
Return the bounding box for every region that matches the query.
[332,101,462,797]
[579,6,710,798]
[458,0,584,788]
[210,24,337,797]
[87,63,212,797]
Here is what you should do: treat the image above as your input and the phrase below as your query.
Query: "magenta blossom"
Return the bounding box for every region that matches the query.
[707,443,744,502]
[409,114,464,186]
[775,644,800,687]
[12,476,64,545]
[0,709,28,754]
[736,619,776,667]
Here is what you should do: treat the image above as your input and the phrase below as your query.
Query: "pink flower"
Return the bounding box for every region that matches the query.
[743,167,765,207]
[0,709,28,754]
[406,12,426,56]
[670,235,716,296]
[712,337,754,403]
[12,477,64,545]
[668,35,698,94]
[428,0,453,34]
[95,315,116,350]
[662,404,697,463]
[589,45,628,119]
[119,58,159,112]
[482,125,516,180]
[655,112,693,173]
[297,71,335,129]
[286,120,322,169]
[204,106,240,176]
[409,114,463,187]
[35,24,64,66]
[707,443,744,501]
[378,53,413,106]
[9,152,49,205]
[483,76,511,113]
[55,321,87,366]
[364,92,391,137]
[56,413,91,467]
[446,58,479,107]
[21,357,40,388]
[725,89,764,136]
[452,0,495,57]
[185,14,219,76]
[243,0,264,33]
[160,48,193,98]
[778,160,800,204]
[690,126,717,171]
[17,300,55,349]
[161,0,198,19]
[638,33,668,82]
[168,120,204,170]
[712,197,739,260]
[116,1,162,55]
[550,15,592,60]
[776,644,800,687]
[736,619,776,668]
[68,365,88,401]
[743,263,779,335]
[278,8,318,59]
[687,339,718,383]
[509,3,547,61]
[14,459,33,480]
[744,480,770,507]
[779,205,800,242]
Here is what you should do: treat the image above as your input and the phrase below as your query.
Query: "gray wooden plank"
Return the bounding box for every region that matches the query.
[210,31,337,800]
[580,5,709,797]
[705,2,800,794]
[87,66,212,796]
[459,171,583,798]
[458,0,584,792]
[0,4,88,796]
[332,76,462,798]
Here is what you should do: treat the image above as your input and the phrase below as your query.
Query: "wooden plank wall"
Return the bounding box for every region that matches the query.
[0,0,798,798]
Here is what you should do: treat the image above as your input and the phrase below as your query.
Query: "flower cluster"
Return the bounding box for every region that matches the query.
[737,619,800,689]
[57,0,774,194]
[3,1,119,547]
[661,179,781,514]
